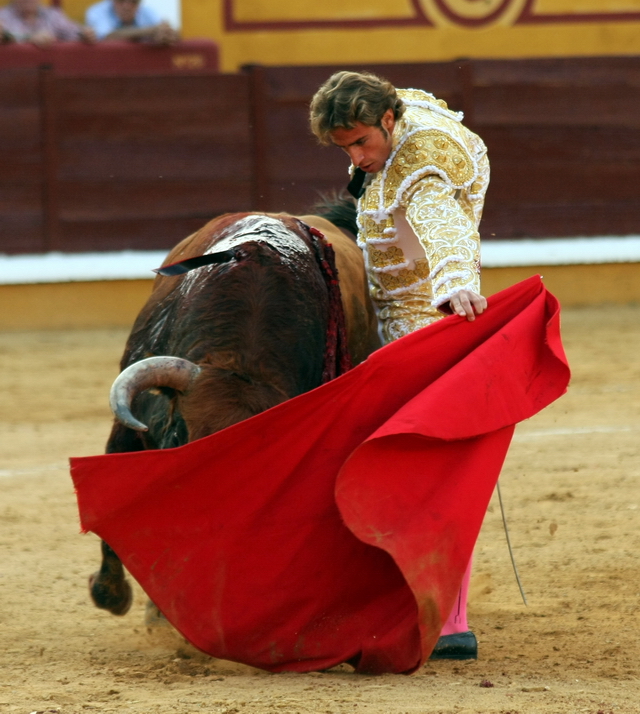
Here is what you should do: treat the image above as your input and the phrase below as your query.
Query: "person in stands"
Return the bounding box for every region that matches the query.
[85,0,179,44]
[0,0,95,45]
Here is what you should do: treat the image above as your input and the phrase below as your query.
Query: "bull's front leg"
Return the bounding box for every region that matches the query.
[89,540,133,616]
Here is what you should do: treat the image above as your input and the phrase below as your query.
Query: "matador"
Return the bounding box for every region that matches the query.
[310,70,490,659]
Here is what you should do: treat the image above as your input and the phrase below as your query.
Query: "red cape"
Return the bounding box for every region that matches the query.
[70,276,570,674]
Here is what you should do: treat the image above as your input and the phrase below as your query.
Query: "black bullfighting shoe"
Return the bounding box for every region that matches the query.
[429,631,478,660]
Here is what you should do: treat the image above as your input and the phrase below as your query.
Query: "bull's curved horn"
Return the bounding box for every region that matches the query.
[110,356,202,432]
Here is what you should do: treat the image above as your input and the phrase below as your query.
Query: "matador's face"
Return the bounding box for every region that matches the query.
[329,109,396,174]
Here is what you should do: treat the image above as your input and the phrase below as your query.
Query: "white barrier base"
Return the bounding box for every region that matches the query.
[2,236,640,285]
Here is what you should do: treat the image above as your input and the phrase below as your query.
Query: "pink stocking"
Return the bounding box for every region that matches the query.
[440,557,472,636]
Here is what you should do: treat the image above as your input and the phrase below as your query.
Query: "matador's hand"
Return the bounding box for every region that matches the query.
[448,290,487,322]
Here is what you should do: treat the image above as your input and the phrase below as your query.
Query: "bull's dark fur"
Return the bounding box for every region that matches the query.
[108,217,329,451]
[312,192,358,239]
[91,210,378,617]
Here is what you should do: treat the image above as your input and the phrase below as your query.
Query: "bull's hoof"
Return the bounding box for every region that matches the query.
[89,571,133,616]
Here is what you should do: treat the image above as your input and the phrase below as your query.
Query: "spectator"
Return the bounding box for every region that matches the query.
[0,21,14,43]
[0,0,95,46]
[85,0,179,45]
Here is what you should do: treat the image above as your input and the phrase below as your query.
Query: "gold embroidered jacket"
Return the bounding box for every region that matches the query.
[356,89,490,343]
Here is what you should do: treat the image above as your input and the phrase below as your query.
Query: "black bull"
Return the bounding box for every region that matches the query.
[89,210,381,616]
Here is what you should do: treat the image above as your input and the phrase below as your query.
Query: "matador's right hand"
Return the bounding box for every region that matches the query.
[447,290,487,322]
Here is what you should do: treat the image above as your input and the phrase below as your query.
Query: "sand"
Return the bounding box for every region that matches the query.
[1,303,639,713]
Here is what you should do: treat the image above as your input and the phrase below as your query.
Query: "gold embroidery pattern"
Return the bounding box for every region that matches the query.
[377,259,430,293]
[405,178,481,303]
[384,129,475,199]
[355,89,490,343]
[376,294,443,343]
[382,311,443,343]
[367,244,407,270]
[358,211,394,246]
[357,182,392,246]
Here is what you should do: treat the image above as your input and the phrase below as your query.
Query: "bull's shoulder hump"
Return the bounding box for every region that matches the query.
[297,215,360,254]
[297,214,335,233]
[162,230,199,264]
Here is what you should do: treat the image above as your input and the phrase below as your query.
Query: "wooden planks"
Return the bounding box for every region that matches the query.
[252,58,640,237]
[53,73,252,251]
[471,57,640,238]
[0,41,220,75]
[2,56,640,254]
[0,69,46,253]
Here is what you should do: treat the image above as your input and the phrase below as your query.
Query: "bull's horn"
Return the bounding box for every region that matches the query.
[110,356,202,432]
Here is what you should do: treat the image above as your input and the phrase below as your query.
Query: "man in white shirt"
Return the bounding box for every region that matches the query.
[86,0,178,44]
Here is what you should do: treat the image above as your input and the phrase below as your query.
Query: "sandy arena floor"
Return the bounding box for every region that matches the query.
[1,302,639,713]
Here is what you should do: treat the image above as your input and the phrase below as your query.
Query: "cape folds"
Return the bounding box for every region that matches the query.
[70,276,570,674]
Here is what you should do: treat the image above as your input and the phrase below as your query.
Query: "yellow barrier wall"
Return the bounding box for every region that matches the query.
[60,0,92,24]
[0,0,91,24]
[7,1,640,71]
[181,0,640,72]
[3,263,639,331]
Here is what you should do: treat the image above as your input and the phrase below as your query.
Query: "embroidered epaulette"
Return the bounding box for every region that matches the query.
[383,128,476,204]
[397,89,464,123]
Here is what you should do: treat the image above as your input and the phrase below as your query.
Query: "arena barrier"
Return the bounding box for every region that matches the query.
[2,56,640,256]
[2,238,640,330]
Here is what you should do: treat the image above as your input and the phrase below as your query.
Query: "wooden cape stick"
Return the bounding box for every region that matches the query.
[496,479,528,606]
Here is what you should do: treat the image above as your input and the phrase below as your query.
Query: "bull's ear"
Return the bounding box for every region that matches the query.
[154,249,237,276]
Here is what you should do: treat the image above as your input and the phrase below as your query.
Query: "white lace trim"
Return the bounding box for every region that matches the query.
[368,259,412,274]
[356,234,398,248]
[380,272,432,297]
[403,89,464,122]
[432,269,472,296]
[429,254,467,281]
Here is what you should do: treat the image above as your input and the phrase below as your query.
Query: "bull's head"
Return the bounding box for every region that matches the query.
[110,356,201,431]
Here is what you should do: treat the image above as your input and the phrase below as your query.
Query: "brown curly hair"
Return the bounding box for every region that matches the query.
[309,71,405,145]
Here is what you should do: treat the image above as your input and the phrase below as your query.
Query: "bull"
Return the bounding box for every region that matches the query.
[89,206,380,618]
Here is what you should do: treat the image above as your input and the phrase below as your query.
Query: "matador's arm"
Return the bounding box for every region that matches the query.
[404,175,481,311]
